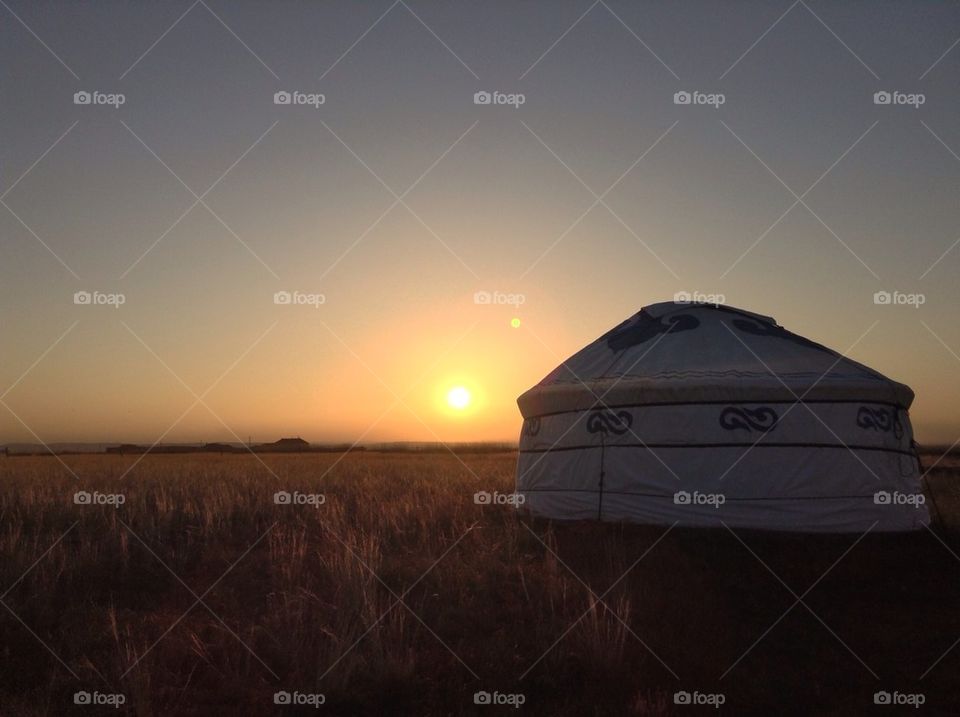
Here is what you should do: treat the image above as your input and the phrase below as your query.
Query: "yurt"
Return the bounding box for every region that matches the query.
[515,302,929,532]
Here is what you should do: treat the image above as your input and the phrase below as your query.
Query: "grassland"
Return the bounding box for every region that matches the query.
[0,451,958,715]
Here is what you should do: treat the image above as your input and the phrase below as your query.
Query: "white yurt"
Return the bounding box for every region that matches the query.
[515,302,929,532]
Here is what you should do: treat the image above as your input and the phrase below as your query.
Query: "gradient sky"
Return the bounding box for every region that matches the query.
[1,1,959,445]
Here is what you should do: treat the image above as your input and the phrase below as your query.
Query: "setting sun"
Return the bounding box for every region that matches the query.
[446,386,471,410]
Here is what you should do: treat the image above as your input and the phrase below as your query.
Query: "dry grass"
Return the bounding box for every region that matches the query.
[0,451,958,715]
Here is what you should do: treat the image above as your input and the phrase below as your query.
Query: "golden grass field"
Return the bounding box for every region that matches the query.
[1,451,958,715]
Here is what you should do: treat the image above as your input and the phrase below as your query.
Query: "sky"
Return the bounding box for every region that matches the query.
[1,0,959,445]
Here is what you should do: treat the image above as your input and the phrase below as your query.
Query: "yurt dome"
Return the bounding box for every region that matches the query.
[515,302,928,532]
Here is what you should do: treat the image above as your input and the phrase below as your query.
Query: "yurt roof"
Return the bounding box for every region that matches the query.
[518,302,913,417]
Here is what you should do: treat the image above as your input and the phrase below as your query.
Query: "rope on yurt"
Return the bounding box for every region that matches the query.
[598,431,606,521]
[916,440,946,531]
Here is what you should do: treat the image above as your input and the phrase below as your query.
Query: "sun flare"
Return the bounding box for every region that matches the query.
[446,386,471,410]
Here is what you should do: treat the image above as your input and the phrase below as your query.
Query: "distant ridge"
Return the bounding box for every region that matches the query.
[1,440,518,456]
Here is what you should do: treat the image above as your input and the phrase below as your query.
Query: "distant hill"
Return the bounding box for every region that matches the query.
[2,439,519,456]
[255,437,311,452]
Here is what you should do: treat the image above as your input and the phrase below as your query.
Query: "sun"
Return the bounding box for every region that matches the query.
[446,386,471,410]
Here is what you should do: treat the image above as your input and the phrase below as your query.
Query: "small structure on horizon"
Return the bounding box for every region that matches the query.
[201,442,235,454]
